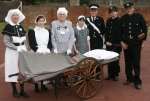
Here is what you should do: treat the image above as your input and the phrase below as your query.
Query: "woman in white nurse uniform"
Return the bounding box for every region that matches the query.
[2,9,29,98]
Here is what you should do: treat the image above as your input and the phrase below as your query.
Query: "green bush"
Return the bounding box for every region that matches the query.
[0,22,5,33]
[80,0,90,5]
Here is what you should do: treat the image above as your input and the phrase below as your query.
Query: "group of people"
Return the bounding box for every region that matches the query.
[2,1,147,98]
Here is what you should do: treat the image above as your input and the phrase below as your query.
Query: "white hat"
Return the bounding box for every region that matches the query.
[57,7,68,16]
[89,4,99,9]
[35,15,47,24]
[5,9,25,26]
[78,15,85,20]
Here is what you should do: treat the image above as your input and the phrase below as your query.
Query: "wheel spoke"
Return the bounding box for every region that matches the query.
[76,81,85,94]
[67,58,103,99]
[72,79,84,87]
[89,80,97,91]
[89,64,99,75]
[82,81,87,97]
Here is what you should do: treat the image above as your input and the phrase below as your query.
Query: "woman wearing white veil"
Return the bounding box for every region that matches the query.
[2,9,29,98]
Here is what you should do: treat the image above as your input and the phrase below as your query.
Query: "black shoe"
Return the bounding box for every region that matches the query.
[135,84,142,90]
[41,85,48,92]
[112,76,119,81]
[35,88,40,93]
[11,83,20,98]
[13,91,20,98]
[34,84,40,93]
[20,92,29,98]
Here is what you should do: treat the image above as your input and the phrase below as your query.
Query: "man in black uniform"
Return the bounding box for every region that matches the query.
[105,6,122,81]
[86,4,105,49]
[121,1,147,89]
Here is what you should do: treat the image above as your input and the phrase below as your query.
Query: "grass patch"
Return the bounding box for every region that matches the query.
[0,22,6,33]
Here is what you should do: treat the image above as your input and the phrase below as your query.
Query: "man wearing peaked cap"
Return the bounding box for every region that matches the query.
[89,4,99,10]
[123,1,134,9]
[86,4,105,79]
[121,1,147,89]
[108,6,118,13]
[105,6,122,81]
[86,4,105,50]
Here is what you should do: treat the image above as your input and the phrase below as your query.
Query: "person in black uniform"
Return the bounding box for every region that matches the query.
[86,4,105,49]
[105,6,122,81]
[121,1,147,89]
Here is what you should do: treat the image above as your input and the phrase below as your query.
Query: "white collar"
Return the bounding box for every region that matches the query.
[34,26,45,30]
[76,23,87,30]
[7,22,20,26]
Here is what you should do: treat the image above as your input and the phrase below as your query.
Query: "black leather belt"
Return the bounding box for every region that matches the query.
[13,42,24,46]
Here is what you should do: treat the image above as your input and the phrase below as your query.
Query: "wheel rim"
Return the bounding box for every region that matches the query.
[72,57,103,99]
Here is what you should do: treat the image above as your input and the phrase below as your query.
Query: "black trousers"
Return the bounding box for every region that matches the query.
[90,37,103,78]
[108,60,120,78]
[107,46,121,78]
[124,42,142,85]
[90,37,103,50]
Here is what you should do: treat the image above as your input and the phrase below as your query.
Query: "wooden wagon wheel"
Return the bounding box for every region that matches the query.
[65,57,104,99]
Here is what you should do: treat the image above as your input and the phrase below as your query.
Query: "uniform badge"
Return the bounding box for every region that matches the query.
[129,35,133,39]
[60,31,65,35]
[19,28,22,31]
[57,26,60,30]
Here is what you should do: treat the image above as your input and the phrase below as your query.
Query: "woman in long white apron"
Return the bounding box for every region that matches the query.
[28,15,52,92]
[2,9,29,98]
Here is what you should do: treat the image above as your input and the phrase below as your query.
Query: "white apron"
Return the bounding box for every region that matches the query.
[5,47,19,82]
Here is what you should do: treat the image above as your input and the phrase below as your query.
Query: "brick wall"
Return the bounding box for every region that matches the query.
[23,5,150,29]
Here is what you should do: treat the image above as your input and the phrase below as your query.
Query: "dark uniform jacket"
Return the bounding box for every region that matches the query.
[105,17,122,53]
[2,24,26,37]
[86,16,105,49]
[2,24,26,46]
[121,13,147,45]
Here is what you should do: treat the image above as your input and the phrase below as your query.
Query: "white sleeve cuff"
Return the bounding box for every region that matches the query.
[87,36,90,41]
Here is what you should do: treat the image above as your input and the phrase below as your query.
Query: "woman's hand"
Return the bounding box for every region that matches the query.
[121,42,128,50]
[54,49,58,54]
[67,49,72,55]
[17,45,27,52]
[138,33,145,40]
[106,42,112,46]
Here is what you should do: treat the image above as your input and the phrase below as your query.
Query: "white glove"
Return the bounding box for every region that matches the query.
[87,36,90,41]
[67,49,72,55]
[22,45,27,51]
[54,49,58,54]
[106,42,112,46]
[42,48,51,54]
[17,46,22,52]
[37,48,50,54]
[45,49,50,54]
[17,45,27,52]
[36,48,43,54]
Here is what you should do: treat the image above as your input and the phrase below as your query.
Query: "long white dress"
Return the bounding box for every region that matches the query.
[2,24,26,83]
[5,47,19,82]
